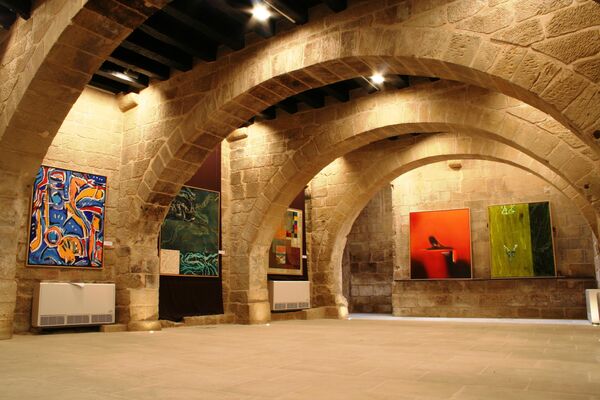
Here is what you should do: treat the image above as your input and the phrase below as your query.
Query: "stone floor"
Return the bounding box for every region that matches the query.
[1,319,599,399]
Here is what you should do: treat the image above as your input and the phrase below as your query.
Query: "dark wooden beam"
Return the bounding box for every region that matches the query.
[257,106,277,120]
[353,76,379,94]
[0,0,30,19]
[162,4,245,51]
[0,5,16,30]
[387,75,410,89]
[96,62,149,91]
[323,0,347,12]
[296,89,325,109]
[267,0,308,24]
[320,84,350,103]
[108,47,170,81]
[89,75,131,95]
[121,30,194,71]
[278,98,298,114]
[140,12,219,61]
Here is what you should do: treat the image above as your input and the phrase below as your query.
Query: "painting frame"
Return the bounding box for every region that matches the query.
[26,165,107,269]
[159,185,221,278]
[268,208,304,277]
[488,201,557,279]
[409,207,473,280]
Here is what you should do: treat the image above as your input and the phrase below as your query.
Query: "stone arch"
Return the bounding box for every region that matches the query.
[308,134,597,312]
[141,0,600,208]
[223,82,600,322]
[0,0,166,339]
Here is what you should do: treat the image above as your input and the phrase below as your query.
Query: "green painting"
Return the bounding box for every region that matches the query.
[489,201,555,278]
[160,186,220,277]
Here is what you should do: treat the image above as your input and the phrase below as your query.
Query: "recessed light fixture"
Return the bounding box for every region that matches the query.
[371,73,385,85]
[252,3,271,21]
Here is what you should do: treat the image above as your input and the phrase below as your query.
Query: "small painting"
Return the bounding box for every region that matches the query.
[27,166,106,268]
[410,208,472,279]
[269,208,303,276]
[160,186,220,277]
[489,201,555,278]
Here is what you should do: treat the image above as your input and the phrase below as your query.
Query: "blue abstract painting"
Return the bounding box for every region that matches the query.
[28,166,106,267]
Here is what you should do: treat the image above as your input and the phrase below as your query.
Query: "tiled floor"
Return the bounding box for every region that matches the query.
[1,319,599,399]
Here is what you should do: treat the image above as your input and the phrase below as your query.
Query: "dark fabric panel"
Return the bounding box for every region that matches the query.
[159,147,223,321]
[529,202,555,276]
[159,275,224,321]
[185,146,221,192]
[268,188,308,282]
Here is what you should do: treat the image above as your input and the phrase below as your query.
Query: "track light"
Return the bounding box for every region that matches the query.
[252,3,271,21]
[370,73,385,85]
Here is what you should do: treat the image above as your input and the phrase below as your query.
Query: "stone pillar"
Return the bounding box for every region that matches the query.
[0,171,35,339]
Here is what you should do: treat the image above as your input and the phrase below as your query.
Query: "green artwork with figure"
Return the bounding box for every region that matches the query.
[488,201,555,278]
[160,186,220,277]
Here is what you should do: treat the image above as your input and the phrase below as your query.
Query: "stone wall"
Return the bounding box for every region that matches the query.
[393,278,596,319]
[341,158,596,316]
[341,186,394,313]
[13,87,124,332]
[391,160,595,280]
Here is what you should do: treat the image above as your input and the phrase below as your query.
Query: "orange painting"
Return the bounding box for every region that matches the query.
[409,208,472,279]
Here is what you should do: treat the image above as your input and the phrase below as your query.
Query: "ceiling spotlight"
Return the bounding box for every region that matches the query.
[371,73,385,85]
[252,3,271,21]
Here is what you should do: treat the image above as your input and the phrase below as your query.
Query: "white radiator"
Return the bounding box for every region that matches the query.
[268,280,310,311]
[32,282,115,328]
[586,289,600,325]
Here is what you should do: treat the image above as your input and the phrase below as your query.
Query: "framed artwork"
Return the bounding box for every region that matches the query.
[27,165,106,268]
[488,201,556,278]
[268,208,303,276]
[160,186,220,277]
[410,208,472,279]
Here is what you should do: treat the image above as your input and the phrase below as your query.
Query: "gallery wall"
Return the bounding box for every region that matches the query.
[342,159,597,318]
[341,186,394,313]
[13,87,124,331]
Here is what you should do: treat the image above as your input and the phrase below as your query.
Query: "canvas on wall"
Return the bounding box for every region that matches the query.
[268,208,303,276]
[410,208,472,279]
[488,201,555,278]
[160,186,220,277]
[27,165,107,268]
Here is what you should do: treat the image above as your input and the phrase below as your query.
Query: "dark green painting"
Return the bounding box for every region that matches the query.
[160,186,220,277]
[488,201,555,278]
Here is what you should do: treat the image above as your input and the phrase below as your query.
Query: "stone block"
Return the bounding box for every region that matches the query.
[127,320,162,332]
[100,324,127,333]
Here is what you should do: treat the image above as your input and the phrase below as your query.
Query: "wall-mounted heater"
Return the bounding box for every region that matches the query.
[268,280,310,311]
[586,289,600,325]
[32,282,115,328]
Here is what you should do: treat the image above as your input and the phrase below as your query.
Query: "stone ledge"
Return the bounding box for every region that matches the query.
[127,321,162,332]
[182,314,235,326]
[271,307,340,321]
[99,324,127,333]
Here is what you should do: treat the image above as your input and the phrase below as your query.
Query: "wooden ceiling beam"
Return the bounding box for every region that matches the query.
[140,12,218,62]
[266,0,308,24]
[323,0,347,12]
[89,75,131,95]
[96,62,149,91]
[108,47,170,81]
[121,30,194,71]
[162,4,245,51]
[0,5,16,30]
[0,0,30,19]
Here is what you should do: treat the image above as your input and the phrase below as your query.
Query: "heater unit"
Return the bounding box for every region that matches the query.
[32,282,115,328]
[586,289,600,325]
[268,280,310,311]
